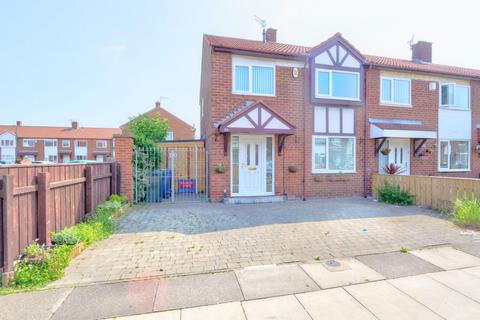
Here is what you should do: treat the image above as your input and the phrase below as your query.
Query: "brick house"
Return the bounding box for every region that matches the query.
[0,121,121,163]
[122,101,196,141]
[200,29,480,202]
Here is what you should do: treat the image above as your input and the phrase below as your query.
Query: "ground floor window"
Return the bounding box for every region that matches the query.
[312,136,355,173]
[439,140,469,171]
[75,155,87,161]
[23,155,35,161]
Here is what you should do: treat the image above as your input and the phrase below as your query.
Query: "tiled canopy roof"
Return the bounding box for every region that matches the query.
[0,125,121,139]
[205,34,480,79]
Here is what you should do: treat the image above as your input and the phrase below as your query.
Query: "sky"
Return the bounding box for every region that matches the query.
[2,0,480,135]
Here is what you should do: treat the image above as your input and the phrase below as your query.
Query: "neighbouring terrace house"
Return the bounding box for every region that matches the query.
[200,29,480,202]
[0,121,122,164]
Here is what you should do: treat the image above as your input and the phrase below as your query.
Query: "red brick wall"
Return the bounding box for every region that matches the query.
[114,135,133,202]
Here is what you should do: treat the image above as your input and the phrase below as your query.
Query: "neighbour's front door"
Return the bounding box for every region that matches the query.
[387,139,410,175]
[231,135,274,196]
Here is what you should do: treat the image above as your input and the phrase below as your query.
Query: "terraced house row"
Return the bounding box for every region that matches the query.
[200,29,480,202]
[0,121,121,163]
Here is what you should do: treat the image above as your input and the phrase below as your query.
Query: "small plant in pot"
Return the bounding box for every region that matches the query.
[214,163,226,173]
[288,165,298,173]
[383,163,405,175]
[380,147,391,155]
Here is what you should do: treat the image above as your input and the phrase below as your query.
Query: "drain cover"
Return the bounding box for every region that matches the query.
[325,259,341,267]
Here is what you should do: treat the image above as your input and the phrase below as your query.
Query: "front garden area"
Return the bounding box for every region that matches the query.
[0,195,129,294]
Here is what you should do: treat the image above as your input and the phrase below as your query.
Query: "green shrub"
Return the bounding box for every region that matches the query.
[13,245,73,288]
[52,228,80,245]
[109,194,128,204]
[377,182,413,206]
[453,197,480,227]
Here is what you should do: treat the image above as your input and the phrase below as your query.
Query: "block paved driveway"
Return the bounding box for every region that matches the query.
[51,197,479,287]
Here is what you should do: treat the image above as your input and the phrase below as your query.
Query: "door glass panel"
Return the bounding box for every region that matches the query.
[266,137,273,192]
[440,141,448,168]
[255,144,259,166]
[232,136,239,193]
[247,144,250,165]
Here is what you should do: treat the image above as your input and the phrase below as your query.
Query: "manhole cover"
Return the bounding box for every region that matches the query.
[322,259,351,272]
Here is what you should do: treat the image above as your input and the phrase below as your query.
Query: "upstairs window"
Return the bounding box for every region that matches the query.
[381,77,411,105]
[233,61,275,96]
[76,140,87,148]
[62,140,70,148]
[44,140,57,147]
[1,139,14,147]
[96,140,108,148]
[315,69,359,100]
[441,84,470,109]
[166,132,174,141]
[23,139,36,147]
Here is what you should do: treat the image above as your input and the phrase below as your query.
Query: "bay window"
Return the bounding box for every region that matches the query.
[441,84,470,109]
[381,77,411,105]
[315,69,359,100]
[233,60,275,96]
[312,136,355,173]
[439,140,469,171]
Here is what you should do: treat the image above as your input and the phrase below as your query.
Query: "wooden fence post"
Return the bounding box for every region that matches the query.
[85,166,94,214]
[1,175,15,285]
[111,162,118,195]
[37,172,52,245]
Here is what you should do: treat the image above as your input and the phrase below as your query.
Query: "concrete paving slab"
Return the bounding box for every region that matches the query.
[110,310,180,320]
[462,266,480,278]
[242,295,311,320]
[357,251,442,279]
[456,242,480,258]
[296,288,376,320]
[52,279,158,320]
[300,258,384,289]
[235,264,318,300]
[389,275,480,320]
[153,272,243,311]
[410,246,480,270]
[0,288,72,320]
[345,280,442,320]
[428,269,480,303]
[181,302,246,320]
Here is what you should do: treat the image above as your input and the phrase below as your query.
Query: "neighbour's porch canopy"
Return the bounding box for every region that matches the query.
[215,100,295,155]
[370,121,437,157]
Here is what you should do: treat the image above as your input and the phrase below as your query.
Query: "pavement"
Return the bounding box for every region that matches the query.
[49,198,480,286]
[2,244,480,319]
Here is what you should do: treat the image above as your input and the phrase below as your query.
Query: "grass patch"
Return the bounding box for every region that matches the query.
[2,195,128,293]
[452,197,480,227]
[377,181,413,206]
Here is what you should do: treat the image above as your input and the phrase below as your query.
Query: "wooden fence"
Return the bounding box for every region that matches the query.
[0,162,119,277]
[372,173,480,210]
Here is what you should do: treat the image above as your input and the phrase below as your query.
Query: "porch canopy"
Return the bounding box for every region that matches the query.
[370,121,437,157]
[370,123,436,139]
[215,100,295,155]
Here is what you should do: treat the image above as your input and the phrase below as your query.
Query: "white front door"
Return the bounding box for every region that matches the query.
[231,135,274,196]
[380,138,410,175]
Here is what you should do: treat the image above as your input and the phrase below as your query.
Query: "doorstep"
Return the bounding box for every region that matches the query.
[223,195,285,204]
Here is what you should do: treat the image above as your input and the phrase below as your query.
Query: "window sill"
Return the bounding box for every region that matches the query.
[232,91,275,98]
[380,103,412,108]
[314,95,360,102]
[312,171,356,175]
[439,106,470,111]
[437,169,470,173]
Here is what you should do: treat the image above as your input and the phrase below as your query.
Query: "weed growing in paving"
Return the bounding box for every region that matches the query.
[400,247,409,253]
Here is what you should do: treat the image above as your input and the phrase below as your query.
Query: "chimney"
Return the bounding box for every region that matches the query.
[265,28,277,42]
[71,121,79,130]
[155,101,161,108]
[411,41,432,63]
[16,121,22,126]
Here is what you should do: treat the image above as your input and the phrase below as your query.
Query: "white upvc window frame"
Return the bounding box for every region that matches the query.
[44,139,57,147]
[23,139,36,147]
[166,132,174,141]
[96,140,108,148]
[1,139,15,147]
[314,68,360,101]
[380,76,412,106]
[232,57,276,97]
[312,135,356,174]
[439,83,471,110]
[438,139,470,172]
[62,140,70,148]
[75,140,87,148]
